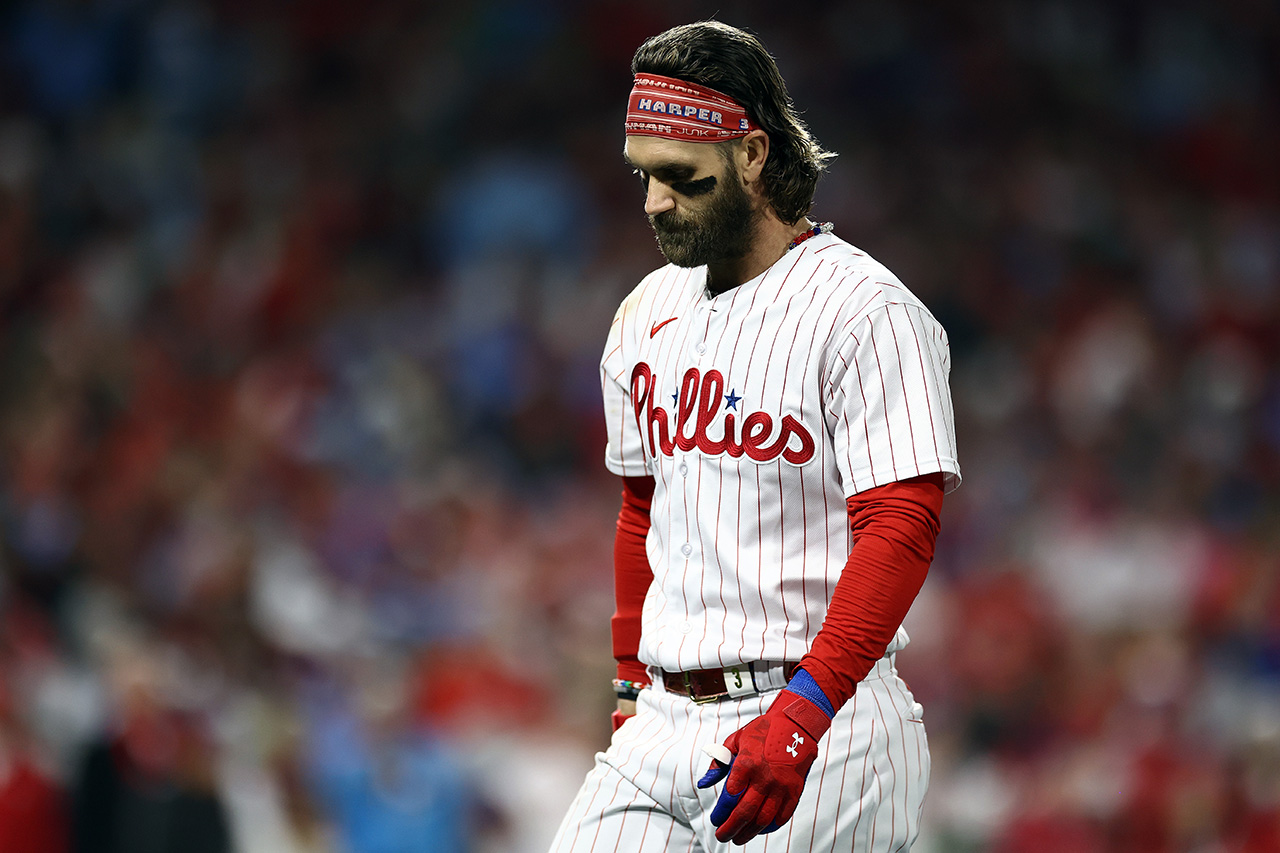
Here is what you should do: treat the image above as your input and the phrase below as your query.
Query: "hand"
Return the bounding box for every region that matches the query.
[696,690,832,845]
[612,698,637,732]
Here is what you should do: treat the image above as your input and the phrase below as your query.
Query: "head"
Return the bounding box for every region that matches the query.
[624,136,759,268]
[630,21,835,227]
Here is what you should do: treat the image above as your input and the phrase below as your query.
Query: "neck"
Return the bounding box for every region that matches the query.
[705,214,815,296]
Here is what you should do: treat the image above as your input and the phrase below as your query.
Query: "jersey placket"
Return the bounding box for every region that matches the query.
[671,294,719,659]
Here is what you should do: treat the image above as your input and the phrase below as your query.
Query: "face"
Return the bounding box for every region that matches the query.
[624,136,761,268]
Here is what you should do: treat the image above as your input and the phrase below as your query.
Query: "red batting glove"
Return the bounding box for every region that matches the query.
[696,690,833,845]
[611,710,634,732]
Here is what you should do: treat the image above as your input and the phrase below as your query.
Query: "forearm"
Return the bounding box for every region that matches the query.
[797,472,945,710]
[613,475,655,685]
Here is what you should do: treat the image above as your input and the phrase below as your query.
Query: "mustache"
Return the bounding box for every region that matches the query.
[650,210,691,232]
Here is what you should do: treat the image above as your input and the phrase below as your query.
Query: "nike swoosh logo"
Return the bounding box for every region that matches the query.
[650,317,679,338]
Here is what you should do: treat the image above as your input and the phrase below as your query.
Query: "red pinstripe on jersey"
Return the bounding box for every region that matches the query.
[600,232,960,676]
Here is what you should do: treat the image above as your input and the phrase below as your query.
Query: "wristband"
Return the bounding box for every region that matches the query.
[783,668,835,719]
[612,678,646,700]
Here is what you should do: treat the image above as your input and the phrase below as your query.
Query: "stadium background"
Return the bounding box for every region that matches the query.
[0,1,1276,851]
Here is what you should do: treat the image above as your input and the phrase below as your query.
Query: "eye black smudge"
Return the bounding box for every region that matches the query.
[676,176,717,197]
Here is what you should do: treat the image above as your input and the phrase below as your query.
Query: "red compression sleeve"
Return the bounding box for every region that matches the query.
[796,472,945,710]
[613,476,655,685]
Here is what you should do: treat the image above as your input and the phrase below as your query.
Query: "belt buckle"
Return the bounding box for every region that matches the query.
[683,671,727,704]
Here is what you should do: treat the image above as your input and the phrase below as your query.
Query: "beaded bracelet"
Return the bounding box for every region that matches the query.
[612,679,647,700]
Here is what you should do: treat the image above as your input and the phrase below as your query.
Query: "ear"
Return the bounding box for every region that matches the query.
[733,130,770,187]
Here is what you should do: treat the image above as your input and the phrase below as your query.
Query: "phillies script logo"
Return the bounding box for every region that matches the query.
[630,363,816,465]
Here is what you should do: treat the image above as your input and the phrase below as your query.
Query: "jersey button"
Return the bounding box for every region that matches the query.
[695,343,707,354]
[680,543,693,556]
[681,622,694,634]
[679,462,689,476]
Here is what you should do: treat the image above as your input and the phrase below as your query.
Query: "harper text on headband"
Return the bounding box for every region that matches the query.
[625,74,759,142]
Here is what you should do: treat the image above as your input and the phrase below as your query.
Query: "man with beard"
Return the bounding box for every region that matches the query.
[549,21,961,852]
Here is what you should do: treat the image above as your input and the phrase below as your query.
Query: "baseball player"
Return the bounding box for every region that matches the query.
[549,21,960,852]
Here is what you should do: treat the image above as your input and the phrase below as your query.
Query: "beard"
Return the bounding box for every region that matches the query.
[649,169,760,268]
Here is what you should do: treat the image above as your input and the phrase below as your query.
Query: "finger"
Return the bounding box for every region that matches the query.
[732,787,782,845]
[697,742,735,788]
[714,784,766,844]
[730,823,764,846]
[709,783,743,828]
[769,792,802,832]
[696,760,729,789]
[752,792,784,835]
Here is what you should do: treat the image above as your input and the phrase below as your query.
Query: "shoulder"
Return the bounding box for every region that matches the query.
[795,236,947,363]
[613,263,700,326]
[806,235,934,325]
[603,264,701,369]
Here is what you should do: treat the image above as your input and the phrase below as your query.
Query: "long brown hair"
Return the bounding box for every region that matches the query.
[632,21,836,225]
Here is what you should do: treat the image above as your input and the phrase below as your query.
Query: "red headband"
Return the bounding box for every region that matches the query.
[625,74,758,142]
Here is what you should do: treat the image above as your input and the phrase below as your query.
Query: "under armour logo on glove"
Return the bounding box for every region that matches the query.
[696,674,836,846]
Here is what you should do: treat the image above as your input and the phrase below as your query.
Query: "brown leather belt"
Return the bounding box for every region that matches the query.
[659,661,800,704]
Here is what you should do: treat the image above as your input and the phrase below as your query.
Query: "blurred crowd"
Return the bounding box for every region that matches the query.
[0,1,1276,851]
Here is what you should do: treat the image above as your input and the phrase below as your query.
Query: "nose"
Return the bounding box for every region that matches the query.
[644,180,675,216]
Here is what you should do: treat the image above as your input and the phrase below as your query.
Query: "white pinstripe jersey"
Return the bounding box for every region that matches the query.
[601,232,961,675]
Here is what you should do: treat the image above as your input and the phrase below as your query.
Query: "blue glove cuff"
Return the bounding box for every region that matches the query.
[783,668,835,719]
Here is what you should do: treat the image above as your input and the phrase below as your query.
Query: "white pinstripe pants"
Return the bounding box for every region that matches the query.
[548,657,930,852]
